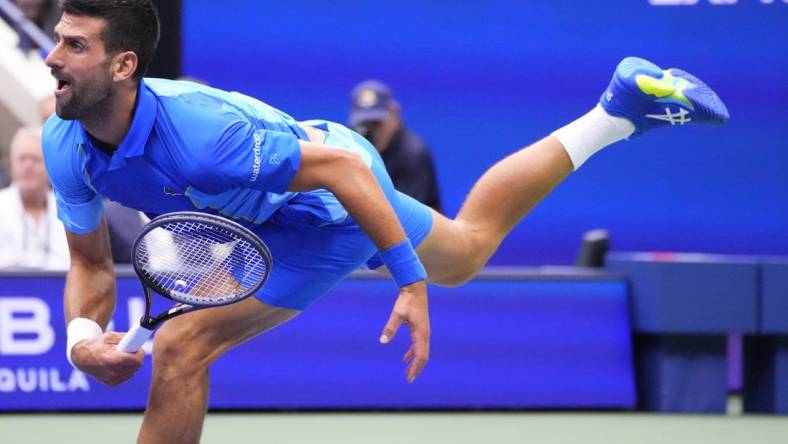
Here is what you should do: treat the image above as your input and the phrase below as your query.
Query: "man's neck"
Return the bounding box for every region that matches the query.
[80,82,139,149]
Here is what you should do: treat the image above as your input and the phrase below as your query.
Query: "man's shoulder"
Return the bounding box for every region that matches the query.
[42,114,79,145]
[40,116,86,186]
[146,78,253,142]
[145,78,297,133]
[41,115,82,165]
[145,77,215,98]
[145,77,242,113]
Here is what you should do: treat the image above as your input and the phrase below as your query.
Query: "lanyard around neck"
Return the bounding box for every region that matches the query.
[21,208,51,256]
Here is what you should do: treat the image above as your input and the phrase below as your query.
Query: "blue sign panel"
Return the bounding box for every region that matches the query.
[0,272,634,410]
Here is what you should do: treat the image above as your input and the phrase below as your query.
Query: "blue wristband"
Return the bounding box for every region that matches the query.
[380,240,427,288]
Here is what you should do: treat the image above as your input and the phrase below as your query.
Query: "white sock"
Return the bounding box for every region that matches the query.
[551,105,635,170]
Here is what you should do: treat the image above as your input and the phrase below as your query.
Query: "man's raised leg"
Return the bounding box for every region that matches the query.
[417,57,729,285]
[416,135,573,285]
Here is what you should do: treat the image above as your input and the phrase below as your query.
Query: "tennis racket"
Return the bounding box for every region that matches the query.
[116,212,273,352]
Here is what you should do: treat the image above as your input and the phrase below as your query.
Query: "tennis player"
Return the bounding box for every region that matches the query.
[43,1,728,442]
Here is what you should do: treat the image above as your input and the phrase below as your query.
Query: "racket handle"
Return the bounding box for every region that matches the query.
[117,321,154,352]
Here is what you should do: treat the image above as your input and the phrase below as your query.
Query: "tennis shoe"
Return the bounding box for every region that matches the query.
[599,57,729,136]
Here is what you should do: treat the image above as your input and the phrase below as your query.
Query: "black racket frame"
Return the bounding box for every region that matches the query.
[130,211,273,329]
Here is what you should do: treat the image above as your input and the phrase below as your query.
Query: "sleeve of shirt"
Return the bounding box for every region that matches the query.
[186,119,302,195]
[42,122,104,235]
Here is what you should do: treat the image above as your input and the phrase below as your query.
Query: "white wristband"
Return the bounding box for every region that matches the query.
[66,317,103,368]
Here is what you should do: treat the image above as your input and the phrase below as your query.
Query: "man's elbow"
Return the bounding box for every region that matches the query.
[291,148,369,192]
[327,152,374,192]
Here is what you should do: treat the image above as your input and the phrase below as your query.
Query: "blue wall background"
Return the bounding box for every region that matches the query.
[182,1,788,265]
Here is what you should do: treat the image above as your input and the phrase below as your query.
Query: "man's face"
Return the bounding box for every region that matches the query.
[11,135,48,197]
[45,13,114,120]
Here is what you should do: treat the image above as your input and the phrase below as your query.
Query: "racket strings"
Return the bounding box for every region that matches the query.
[136,220,268,305]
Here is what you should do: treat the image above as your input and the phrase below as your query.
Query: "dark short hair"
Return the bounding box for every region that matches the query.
[59,0,160,80]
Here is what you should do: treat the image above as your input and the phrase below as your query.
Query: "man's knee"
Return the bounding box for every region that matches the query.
[422,221,494,287]
[151,321,219,379]
[430,257,487,287]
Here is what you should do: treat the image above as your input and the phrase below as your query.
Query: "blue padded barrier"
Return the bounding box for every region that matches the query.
[607,253,759,413]
[0,267,635,411]
[744,259,788,414]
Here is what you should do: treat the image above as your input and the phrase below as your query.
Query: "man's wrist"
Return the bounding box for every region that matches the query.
[66,317,103,368]
[380,240,427,288]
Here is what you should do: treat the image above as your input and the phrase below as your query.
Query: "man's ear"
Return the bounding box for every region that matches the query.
[111,51,139,82]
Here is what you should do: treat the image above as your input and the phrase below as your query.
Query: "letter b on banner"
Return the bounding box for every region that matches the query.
[0,298,55,355]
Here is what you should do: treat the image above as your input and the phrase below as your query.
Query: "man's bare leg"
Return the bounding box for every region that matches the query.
[418,57,730,286]
[137,297,299,444]
[417,135,573,285]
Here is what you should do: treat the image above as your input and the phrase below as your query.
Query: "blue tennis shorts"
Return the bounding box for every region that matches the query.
[252,121,434,310]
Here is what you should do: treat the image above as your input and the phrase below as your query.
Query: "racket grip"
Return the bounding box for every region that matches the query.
[117,321,154,352]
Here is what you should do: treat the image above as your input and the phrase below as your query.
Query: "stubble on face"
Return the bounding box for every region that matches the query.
[54,58,115,122]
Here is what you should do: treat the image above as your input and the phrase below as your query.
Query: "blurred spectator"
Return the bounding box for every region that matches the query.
[0,126,69,270]
[5,0,58,52]
[14,0,51,27]
[349,80,441,212]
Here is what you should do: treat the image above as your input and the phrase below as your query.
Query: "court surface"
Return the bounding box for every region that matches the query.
[2,412,788,444]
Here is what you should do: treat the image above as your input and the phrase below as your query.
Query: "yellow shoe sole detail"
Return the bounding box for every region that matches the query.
[636,70,692,107]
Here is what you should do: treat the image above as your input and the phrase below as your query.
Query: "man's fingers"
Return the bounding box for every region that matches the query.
[104,370,138,387]
[102,331,125,345]
[406,354,428,383]
[380,309,405,344]
[99,354,144,387]
[384,288,430,382]
[120,348,146,364]
[103,350,144,371]
[407,347,429,380]
[403,346,415,363]
[405,334,430,383]
[97,358,141,385]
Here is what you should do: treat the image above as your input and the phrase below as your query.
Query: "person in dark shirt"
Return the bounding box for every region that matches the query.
[349,80,441,212]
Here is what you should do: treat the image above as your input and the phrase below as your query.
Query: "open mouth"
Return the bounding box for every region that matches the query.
[55,79,71,95]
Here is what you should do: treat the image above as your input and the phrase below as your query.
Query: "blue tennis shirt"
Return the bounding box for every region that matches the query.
[42,79,308,234]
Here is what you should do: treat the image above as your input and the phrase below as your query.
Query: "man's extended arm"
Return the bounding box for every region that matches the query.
[64,217,116,326]
[65,217,144,386]
[289,141,430,383]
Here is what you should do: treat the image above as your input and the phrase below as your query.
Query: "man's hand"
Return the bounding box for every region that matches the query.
[379,281,431,383]
[70,332,145,387]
